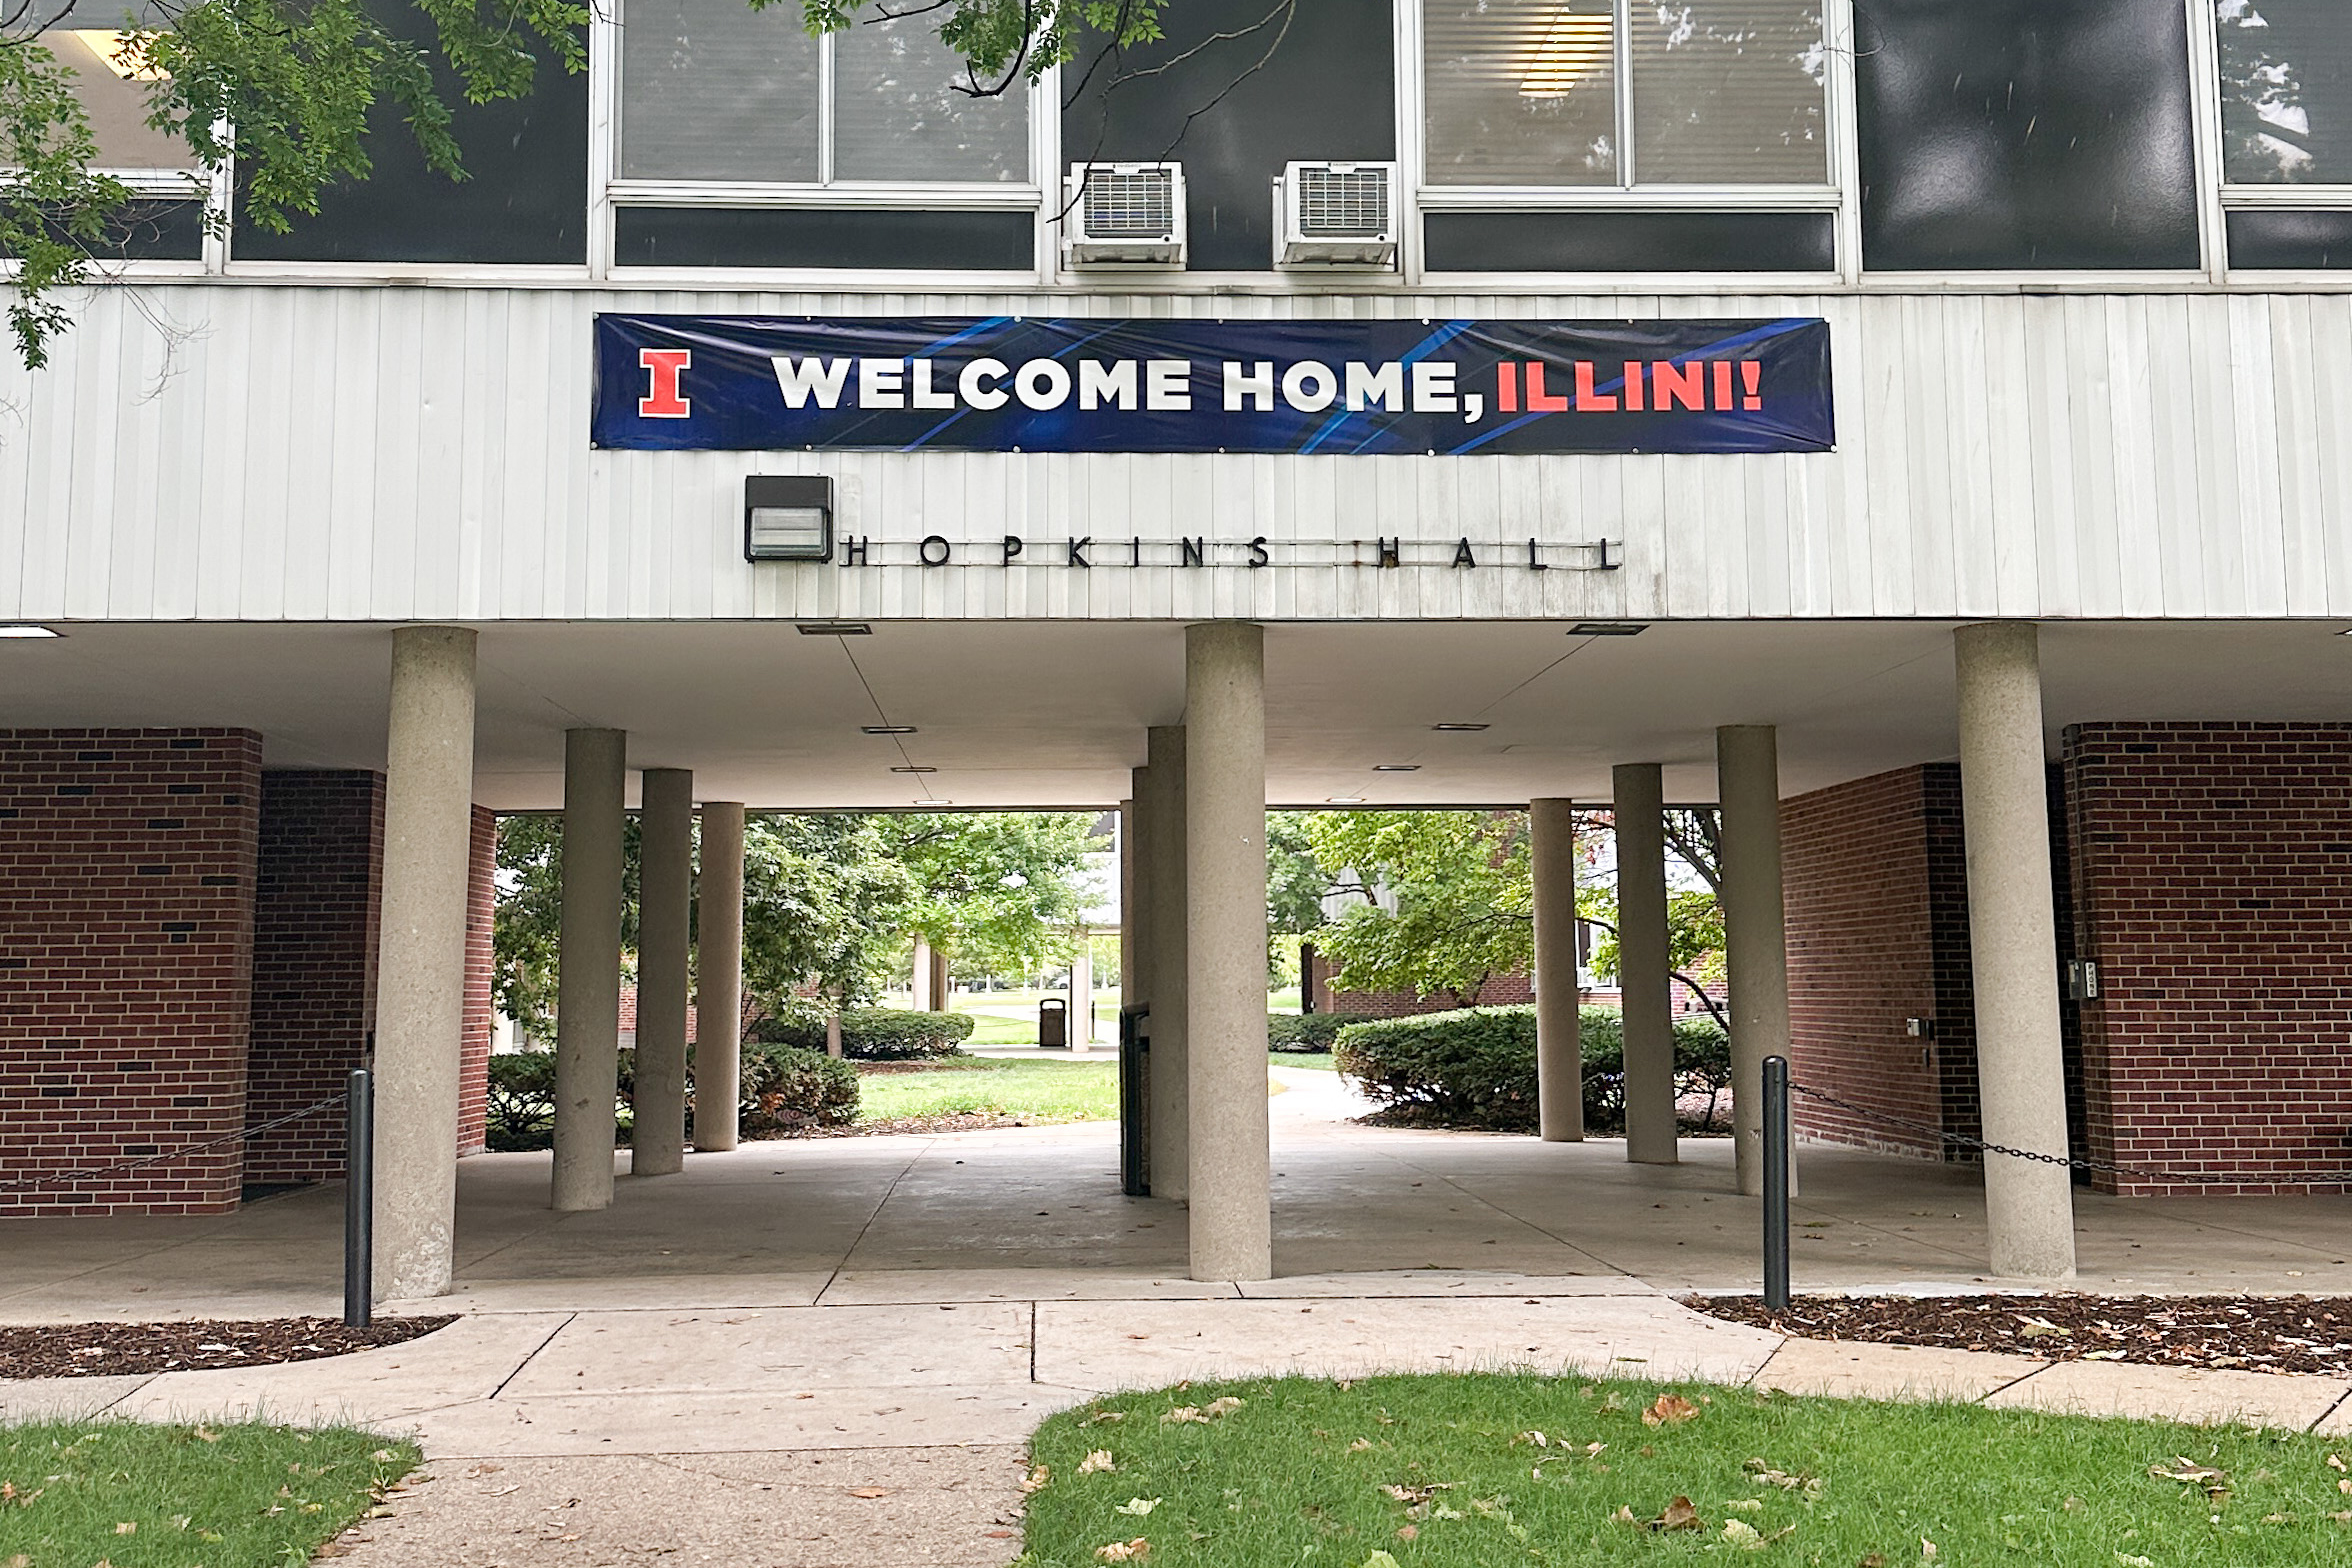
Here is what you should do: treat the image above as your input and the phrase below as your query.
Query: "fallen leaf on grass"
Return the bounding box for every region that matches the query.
[1743,1458,1825,1496]
[1724,1498,1763,1513]
[1088,1411,1128,1425]
[1920,1538,1938,1560]
[2328,1453,2346,1473]
[2116,1555,2153,1568]
[2150,1458,2230,1495]
[1395,1524,1418,1542]
[1515,1431,1548,1447]
[1357,1554,1400,1568]
[1203,1397,1245,1417]
[1079,1451,1116,1475]
[847,1488,890,1499]
[1022,1465,1051,1494]
[1650,1496,1704,1532]
[1115,1497,1161,1516]
[113,1523,135,1535]
[1642,1394,1701,1428]
[1095,1537,1150,1561]
[1348,1439,1375,1453]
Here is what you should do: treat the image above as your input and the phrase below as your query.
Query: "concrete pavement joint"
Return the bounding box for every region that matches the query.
[816,1141,936,1304]
[2305,1386,2351,1433]
[486,1310,576,1401]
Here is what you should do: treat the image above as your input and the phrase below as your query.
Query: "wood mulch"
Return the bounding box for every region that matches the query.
[0,1315,454,1381]
[1690,1293,2352,1378]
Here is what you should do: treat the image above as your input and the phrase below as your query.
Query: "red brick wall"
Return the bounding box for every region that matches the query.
[2066,723,2352,1196]
[1782,766,1954,1158]
[459,806,496,1155]
[244,772,383,1184]
[1322,969,1536,1017]
[0,730,261,1216]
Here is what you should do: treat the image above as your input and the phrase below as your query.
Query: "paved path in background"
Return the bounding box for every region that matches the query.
[6,1275,2352,1568]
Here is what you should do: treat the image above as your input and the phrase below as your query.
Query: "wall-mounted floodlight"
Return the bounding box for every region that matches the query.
[746,475,834,562]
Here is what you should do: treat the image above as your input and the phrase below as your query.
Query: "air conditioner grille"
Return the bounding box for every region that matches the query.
[1082,169,1177,237]
[1297,167,1389,238]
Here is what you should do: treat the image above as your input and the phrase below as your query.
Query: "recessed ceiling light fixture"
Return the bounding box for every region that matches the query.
[1431,722,1489,732]
[891,765,937,774]
[1570,621,1646,636]
[796,621,872,636]
[862,724,917,735]
[1373,764,1421,772]
[0,625,62,639]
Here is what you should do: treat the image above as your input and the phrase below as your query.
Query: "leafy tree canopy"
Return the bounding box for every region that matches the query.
[1303,809,1545,1008]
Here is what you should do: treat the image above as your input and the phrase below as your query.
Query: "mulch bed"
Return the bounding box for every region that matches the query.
[0,1315,455,1381]
[1691,1293,2352,1378]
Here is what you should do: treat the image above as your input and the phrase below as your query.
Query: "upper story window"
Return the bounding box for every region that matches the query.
[2216,1,2352,183]
[619,0,1029,185]
[40,23,200,180]
[1422,0,1828,187]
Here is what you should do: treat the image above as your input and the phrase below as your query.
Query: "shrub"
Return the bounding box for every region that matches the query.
[485,1048,634,1150]
[1335,1005,1735,1134]
[763,1006,976,1060]
[1267,1013,1350,1053]
[737,1041,860,1135]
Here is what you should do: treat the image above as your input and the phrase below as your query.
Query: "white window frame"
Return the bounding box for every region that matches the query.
[1399,0,1849,289]
[597,0,1045,225]
[2202,0,2352,283]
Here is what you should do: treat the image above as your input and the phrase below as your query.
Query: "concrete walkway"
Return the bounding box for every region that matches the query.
[6,1071,2352,1564]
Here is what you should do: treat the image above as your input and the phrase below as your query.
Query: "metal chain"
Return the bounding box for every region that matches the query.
[1787,1079,2352,1189]
[0,1094,349,1195]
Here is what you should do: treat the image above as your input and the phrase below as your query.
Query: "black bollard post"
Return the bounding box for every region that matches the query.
[1762,1055,1791,1312]
[345,1068,373,1328]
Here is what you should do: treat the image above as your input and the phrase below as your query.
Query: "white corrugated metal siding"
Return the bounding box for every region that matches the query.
[3,286,2346,623]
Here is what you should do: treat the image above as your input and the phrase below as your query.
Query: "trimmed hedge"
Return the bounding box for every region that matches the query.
[1334,1005,1733,1134]
[762,1006,977,1061]
[483,1042,859,1148]
[1267,1013,1351,1053]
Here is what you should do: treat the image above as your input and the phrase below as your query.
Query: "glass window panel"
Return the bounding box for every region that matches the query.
[38,27,199,171]
[831,13,1028,181]
[1424,0,1620,186]
[621,0,819,181]
[2217,1,2352,183]
[1628,1,1826,183]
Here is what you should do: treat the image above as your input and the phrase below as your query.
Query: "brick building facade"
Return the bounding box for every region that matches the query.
[0,733,496,1215]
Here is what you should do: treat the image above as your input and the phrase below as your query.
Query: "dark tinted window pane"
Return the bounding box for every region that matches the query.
[1424,208,1834,269]
[233,0,586,265]
[2216,1,2352,183]
[2227,207,2352,266]
[1853,0,2200,270]
[614,206,1033,268]
[621,0,819,181]
[4,198,202,262]
[1063,0,1395,270]
[833,12,1028,181]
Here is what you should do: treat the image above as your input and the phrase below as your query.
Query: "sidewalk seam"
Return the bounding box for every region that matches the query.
[814,1141,935,1306]
[1742,1339,1787,1388]
[1974,1361,2051,1403]
[487,1311,577,1401]
[2306,1386,2351,1433]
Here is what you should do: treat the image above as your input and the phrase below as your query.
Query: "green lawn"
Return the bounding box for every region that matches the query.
[857,1058,1121,1124]
[1020,1373,2352,1567]
[0,1421,417,1567]
[1269,1051,1338,1072]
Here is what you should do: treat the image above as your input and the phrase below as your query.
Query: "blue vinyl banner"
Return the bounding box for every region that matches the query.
[592,314,1833,456]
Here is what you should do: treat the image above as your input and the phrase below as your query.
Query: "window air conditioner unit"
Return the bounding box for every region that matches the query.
[1274,161,1399,268]
[1063,163,1186,267]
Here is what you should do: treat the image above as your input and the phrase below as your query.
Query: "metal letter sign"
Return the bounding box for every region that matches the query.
[593,315,1833,456]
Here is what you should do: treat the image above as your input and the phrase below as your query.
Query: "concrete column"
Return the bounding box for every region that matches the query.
[1141,731,1189,1200]
[1955,622,2077,1280]
[631,768,693,1177]
[373,626,477,1301]
[1185,622,1271,1282]
[1071,942,1094,1052]
[912,936,934,1011]
[1614,764,1677,1165]
[1718,725,1790,1198]
[552,728,626,1212]
[1121,792,1145,1015]
[696,802,745,1152]
[1530,798,1584,1142]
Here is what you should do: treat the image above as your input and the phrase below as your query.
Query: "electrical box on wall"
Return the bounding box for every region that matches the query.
[1064,164,1187,267]
[1273,162,1399,268]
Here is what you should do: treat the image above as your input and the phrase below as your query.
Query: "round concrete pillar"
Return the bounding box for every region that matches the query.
[552,728,626,1212]
[1143,731,1189,1201]
[1717,725,1790,1199]
[912,935,935,1011]
[1614,763,1678,1166]
[1955,622,2078,1281]
[696,802,745,1152]
[1530,798,1584,1142]
[1184,622,1271,1283]
[631,768,693,1177]
[373,625,477,1301]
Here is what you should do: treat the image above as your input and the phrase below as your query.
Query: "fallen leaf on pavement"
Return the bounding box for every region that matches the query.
[848,1488,890,1500]
[1642,1394,1701,1428]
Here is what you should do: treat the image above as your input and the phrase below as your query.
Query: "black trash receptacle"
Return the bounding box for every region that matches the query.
[1038,995,1069,1049]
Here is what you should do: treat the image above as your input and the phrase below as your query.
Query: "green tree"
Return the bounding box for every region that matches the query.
[1576,807,1728,1030]
[3,0,1171,368]
[875,811,1097,980]
[1303,809,1557,1007]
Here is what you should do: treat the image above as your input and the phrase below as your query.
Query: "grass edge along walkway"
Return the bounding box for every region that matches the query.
[0,1419,419,1567]
[1018,1371,2352,1567]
